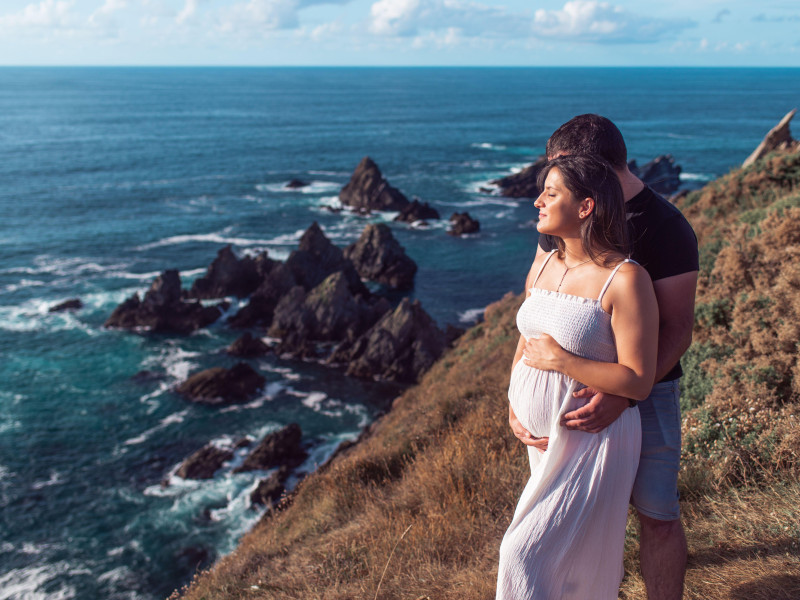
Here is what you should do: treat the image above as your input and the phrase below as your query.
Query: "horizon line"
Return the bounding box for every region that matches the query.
[1,64,798,69]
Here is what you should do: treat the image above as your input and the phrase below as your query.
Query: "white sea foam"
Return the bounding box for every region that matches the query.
[0,564,76,600]
[219,397,266,413]
[256,180,340,195]
[459,307,485,323]
[318,195,343,211]
[1,279,46,293]
[438,196,520,208]
[680,172,714,182]
[123,409,190,446]
[0,298,102,335]
[471,142,507,151]
[31,471,64,490]
[97,566,134,586]
[135,231,280,252]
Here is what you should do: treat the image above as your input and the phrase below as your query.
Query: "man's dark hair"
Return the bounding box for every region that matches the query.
[545,114,628,169]
[537,154,629,265]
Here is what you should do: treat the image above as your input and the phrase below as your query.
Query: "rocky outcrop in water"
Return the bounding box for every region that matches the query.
[330,298,447,383]
[743,109,798,167]
[286,179,309,189]
[393,198,440,224]
[176,362,265,405]
[339,157,410,213]
[176,443,234,480]
[268,272,391,358]
[49,298,83,312]
[250,466,290,506]
[230,222,372,335]
[234,423,307,473]
[227,332,271,357]
[492,156,547,198]
[628,155,682,195]
[344,223,417,290]
[285,222,367,295]
[105,270,223,334]
[448,212,480,236]
[187,246,274,300]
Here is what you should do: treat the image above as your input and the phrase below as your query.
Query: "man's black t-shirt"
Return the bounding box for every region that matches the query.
[539,186,699,382]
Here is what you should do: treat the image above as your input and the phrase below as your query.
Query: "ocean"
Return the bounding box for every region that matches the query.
[1,66,798,599]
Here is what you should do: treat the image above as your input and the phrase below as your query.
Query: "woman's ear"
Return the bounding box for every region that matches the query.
[578,197,595,219]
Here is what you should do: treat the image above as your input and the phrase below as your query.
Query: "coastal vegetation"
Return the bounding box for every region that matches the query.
[174,148,800,599]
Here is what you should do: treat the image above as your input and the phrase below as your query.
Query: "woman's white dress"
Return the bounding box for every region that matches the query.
[496,254,642,600]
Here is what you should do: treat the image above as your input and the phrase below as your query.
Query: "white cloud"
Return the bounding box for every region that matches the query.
[0,0,75,30]
[368,0,525,38]
[176,0,199,25]
[532,1,694,44]
[370,0,420,36]
[217,0,300,34]
[89,0,127,27]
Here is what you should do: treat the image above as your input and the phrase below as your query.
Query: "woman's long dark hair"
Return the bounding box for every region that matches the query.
[536,154,629,266]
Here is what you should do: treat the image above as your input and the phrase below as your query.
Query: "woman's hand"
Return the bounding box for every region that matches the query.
[522,334,566,372]
[509,406,550,453]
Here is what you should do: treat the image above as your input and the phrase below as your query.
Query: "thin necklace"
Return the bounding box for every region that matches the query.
[556,258,592,292]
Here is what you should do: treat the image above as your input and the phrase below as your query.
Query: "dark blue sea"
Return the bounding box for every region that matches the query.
[1,67,798,599]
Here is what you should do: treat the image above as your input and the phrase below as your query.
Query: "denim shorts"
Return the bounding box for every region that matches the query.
[631,379,682,521]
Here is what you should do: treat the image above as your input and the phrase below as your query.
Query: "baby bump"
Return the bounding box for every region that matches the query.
[508,361,566,438]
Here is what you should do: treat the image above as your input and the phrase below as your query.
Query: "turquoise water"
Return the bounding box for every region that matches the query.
[1,67,798,599]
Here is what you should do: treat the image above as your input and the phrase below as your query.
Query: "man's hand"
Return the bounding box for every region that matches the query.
[509,405,549,453]
[560,388,630,433]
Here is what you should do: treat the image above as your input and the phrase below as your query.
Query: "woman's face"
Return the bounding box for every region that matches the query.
[534,168,585,238]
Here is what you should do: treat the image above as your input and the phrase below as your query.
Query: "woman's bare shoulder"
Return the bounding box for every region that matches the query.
[605,260,655,305]
[525,250,554,290]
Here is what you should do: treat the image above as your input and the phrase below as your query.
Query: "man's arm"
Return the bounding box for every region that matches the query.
[561,270,698,432]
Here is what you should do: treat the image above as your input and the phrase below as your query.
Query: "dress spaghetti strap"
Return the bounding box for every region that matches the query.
[597,259,636,302]
[532,250,557,288]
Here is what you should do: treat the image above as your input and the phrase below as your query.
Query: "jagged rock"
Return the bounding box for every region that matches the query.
[331,298,447,383]
[227,332,271,357]
[286,179,309,189]
[49,298,83,312]
[234,423,307,473]
[105,270,222,334]
[339,157,410,213]
[269,272,390,358]
[629,155,682,195]
[285,222,367,295]
[250,466,290,506]
[176,362,265,405]
[492,156,548,198]
[393,198,440,224]
[269,286,312,339]
[176,443,233,480]
[448,212,480,236]
[344,224,417,290]
[228,262,298,329]
[188,246,274,300]
[743,109,799,167]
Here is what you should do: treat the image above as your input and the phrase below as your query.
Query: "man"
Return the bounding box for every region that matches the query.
[509,114,698,600]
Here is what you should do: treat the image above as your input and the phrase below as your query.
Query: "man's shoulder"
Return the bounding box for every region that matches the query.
[628,186,693,232]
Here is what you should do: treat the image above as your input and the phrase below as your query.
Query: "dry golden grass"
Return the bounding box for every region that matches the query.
[174,149,800,600]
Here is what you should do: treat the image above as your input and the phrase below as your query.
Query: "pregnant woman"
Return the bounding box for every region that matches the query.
[496,154,658,599]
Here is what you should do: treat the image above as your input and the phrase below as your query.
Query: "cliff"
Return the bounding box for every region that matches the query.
[173,148,800,600]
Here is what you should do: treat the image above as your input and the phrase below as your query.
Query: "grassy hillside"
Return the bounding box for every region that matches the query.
[174,149,800,600]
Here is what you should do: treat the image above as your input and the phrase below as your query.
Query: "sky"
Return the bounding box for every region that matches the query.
[0,0,798,66]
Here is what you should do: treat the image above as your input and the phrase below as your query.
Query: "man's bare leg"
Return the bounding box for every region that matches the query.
[638,512,687,600]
